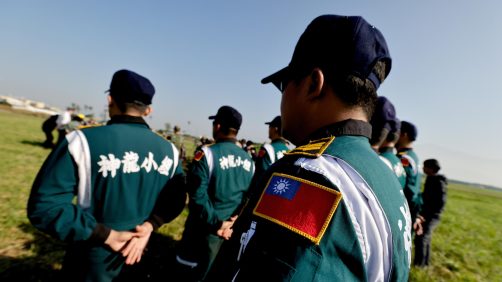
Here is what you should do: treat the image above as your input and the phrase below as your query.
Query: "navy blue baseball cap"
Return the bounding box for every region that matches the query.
[265,116,282,129]
[400,121,418,141]
[371,96,400,132]
[262,15,391,91]
[107,69,155,105]
[370,96,400,144]
[209,105,242,130]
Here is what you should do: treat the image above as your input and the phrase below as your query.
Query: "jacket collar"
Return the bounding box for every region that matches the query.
[107,115,150,128]
[301,119,371,145]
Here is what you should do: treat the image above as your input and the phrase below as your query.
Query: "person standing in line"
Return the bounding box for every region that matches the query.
[171,125,186,162]
[379,129,406,189]
[369,96,406,188]
[413,159,447,267]
[244,140,258,161]
[254,116,290,179]
[175,105,255,281]
[396,120,422,222]
[27,69,187,282]
[207,14,411,281]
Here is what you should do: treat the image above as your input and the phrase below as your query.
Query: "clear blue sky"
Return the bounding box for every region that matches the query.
[1,1,501,188]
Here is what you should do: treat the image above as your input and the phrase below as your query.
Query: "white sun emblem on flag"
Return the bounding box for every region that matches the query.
[273,178,290,194]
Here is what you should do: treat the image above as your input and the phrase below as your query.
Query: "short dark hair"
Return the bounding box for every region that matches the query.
[217,122,239,136]
[293,60,387,119]
[370,126,389,147]
[330,60,387,119]
[400,121,418,141]
[386,130,400,143]
[424,159,441,173]
[115,100,149,114]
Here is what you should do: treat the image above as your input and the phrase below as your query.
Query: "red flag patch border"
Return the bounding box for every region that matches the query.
[193,150,205,161]
[253,172,342,244]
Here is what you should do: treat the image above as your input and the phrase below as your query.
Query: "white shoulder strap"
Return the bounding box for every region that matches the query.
[66,130,92,209]
[201,146,214,176]
[294,156,397,282]
[379,155,393,171]
[401,154,418,175]
[262,143,275,163]
[170,142,180,179]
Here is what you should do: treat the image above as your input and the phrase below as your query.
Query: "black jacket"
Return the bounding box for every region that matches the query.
[420,174,448,221]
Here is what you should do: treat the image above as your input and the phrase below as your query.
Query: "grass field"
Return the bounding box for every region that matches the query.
[0,109,501,281]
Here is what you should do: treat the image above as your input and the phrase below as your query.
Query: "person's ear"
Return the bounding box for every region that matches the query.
[308,68,324,98]
[213,122,221,131]
[107,95,113,106]
[213,121,221,130]
[144,106,152,116]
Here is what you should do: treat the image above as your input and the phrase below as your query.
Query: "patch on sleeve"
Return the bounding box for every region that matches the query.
[193,150,204,161]
[399,154,417,174]
[253,173,342,244]
[400,156,410,167]
[285,136,334,157]
[258,148,266,158]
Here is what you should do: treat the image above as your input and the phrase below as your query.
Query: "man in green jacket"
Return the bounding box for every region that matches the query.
[175,105,255,281]
[396,120,422,222]
[370,96,406,188]
[254,116,291,180]
[27,69,187,282]
[208,15,411,281]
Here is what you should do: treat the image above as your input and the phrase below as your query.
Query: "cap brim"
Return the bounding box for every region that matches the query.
[208,115,216,120]
[261,66,289,90]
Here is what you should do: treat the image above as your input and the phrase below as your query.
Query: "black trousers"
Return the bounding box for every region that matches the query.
[175,233,224,282]
[413,217,440,266]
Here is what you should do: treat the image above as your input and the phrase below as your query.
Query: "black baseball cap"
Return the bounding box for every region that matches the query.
[265,116,281,129]
[400,121,418,141]
[209,105,242,130]
[262,15,391,91]
[107,69,155,105]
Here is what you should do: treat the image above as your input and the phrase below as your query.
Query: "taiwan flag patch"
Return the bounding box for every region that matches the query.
[253,173,342,244]
[193,150,204,161]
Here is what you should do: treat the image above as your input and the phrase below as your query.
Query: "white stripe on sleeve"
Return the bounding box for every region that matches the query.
[201,146,213,177]
[66,130,92,209]
[262,143,275,163]
[171,142,179,179]
[294,156,392,282]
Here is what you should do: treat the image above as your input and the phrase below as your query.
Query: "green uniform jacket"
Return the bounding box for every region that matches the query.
[397,148,422,221]
[379,146,406,189]
[177,139,255,276]
[27,115,186,282]
[253,138,290,186]
[208,120,411,282]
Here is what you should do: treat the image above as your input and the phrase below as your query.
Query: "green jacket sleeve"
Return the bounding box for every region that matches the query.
[399,154,422,218]
[186,153,221,231]
[255,146,272,177]
[27,139,102,243]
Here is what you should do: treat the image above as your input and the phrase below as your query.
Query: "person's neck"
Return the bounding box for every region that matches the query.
[109,108,145,118]
[397,143,413,150]
[381,141,396,148]
[301,99,367,142]
[299,115,368,145]
[215,133,237,143]
[270,132,283,142]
